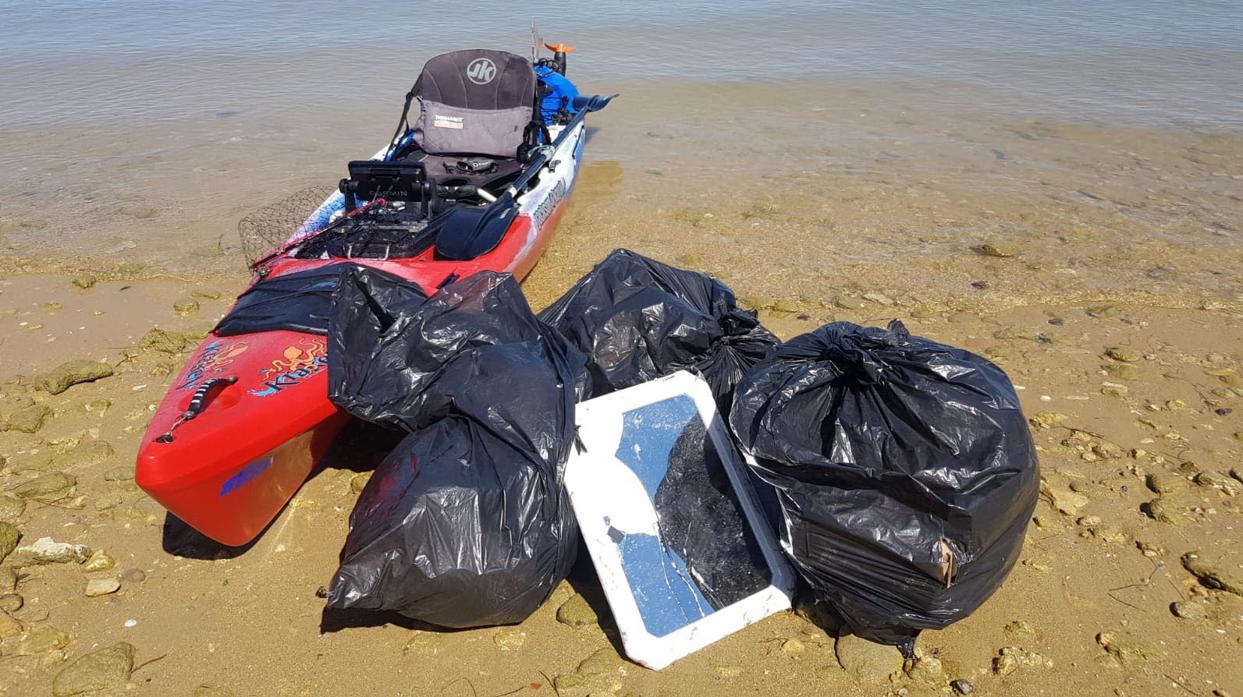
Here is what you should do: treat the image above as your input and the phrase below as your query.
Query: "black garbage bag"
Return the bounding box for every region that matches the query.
[325,264,429,424]
[325,268,585,628]
[215,264,355,337]
[729,320,1039,650]
[537,249,779,410]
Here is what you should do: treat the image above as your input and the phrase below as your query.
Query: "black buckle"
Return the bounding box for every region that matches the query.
[446,157,497,175]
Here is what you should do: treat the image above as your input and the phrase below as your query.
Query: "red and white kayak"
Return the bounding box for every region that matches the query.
[137,49,610,546]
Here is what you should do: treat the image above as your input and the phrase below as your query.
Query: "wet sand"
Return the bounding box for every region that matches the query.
[2,82,1242,696]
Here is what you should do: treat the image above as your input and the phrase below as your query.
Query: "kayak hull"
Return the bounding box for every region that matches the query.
[137,122,587,546]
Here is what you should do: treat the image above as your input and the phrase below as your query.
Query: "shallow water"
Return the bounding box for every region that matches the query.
[2,0,1241,130]
[0,1,1240,306]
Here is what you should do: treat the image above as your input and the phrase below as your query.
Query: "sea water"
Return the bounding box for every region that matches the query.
[2,0,1240,130]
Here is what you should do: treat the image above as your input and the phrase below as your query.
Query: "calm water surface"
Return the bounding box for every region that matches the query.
[2,0,1241,131]
[2,0,1241,272]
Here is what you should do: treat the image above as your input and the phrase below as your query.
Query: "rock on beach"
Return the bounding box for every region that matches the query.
[52,642,135,696]
[34,360,114,395]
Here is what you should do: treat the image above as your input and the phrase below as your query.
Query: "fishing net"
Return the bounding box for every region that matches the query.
[238,186,337,267]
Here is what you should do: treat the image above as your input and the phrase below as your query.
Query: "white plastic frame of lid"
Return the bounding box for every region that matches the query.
[564,370,795,670]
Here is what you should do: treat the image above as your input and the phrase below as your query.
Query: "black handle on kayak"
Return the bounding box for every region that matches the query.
[156,376,237,444]
[186,376,237,419]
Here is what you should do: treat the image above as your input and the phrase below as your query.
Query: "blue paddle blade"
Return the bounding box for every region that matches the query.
[572,94,618,113]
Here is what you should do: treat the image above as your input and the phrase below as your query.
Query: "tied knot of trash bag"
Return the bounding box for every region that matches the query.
[716,307,768,347]
[783,320,912,387]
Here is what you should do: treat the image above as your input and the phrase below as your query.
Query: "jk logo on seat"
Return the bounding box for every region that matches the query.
[466,58,497,85]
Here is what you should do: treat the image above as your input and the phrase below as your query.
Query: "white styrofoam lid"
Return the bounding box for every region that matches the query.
[564,371,794,670]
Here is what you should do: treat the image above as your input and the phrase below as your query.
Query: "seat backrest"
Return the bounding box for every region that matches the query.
[412,50,536,158]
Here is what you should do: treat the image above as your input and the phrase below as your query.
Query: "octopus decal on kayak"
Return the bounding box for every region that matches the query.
[249,339,328,397]
[178,340,249,390]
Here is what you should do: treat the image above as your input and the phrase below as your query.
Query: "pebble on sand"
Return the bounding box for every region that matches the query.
[67,441,115,467]
[109,503,161,527]
[833,295,868,311]
[349,472,371,493]
[834,635,902,682]
[493,627,526,651]
[780,638,807,656]
[139,327,188,354]
[83,551,116,573]
[25,440,116,472]
[84,576,121,597]
[402,630,442,656]
[102,466,134,482]
[1146,473,1188,494]
[905,654,948,689]
[13,472,77,501]
[1104,362,1139,380]
[1170,600,1207,620]
[11,536,92,565]
[1096,631,1152,665]
[15,624,73,656]
[1195,471,1240,495]
[577,646,626,676]
[34,360,115,395]
[950,678,975,694]
[52,642,135,697]
[976,242,1019,258]
[1091,440,1124,459]
[1028,411,1068,429]
[0,593,23,613]
[992,646,1053,675]
[1142,498,1194,525]
[93,491,126,511]
[556,593,599,629]
[0,496,25,522]
[0,521,21,564]
[1002,619,1037,641]
[173,297,200,316]
[3,403,53,434]
[1181,552,1243,596]
[1040,480,1088,516]
[1105,347,1143,363]
[0,611,21,639]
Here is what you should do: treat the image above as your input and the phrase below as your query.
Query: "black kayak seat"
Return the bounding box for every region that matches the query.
[413,49,535,112]
[408,51,536,260]
[409,49,537,177]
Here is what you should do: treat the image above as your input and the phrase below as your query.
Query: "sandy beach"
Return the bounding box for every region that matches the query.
[3,2,1243,695]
